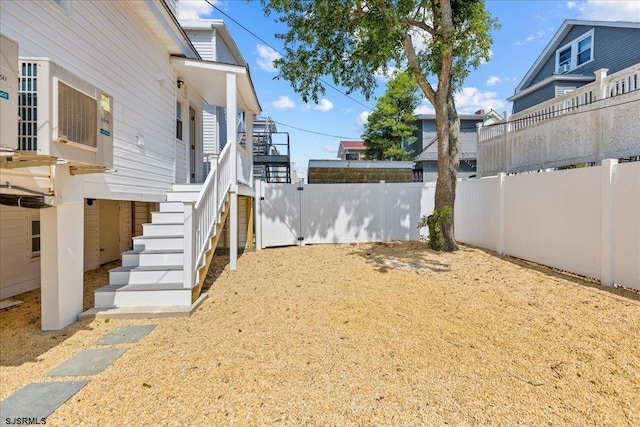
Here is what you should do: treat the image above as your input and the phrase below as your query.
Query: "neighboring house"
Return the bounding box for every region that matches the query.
[0,1,261,330]
[307,160,414,184]
[477,20,640,176]
[408,110,502,182]
[508,20,640,114]
[338,141,367,160]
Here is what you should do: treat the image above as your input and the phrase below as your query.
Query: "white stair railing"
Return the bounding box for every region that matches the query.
[183,141,233,290]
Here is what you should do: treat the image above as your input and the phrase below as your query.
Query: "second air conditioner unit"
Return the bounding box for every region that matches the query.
[14,58,113,169]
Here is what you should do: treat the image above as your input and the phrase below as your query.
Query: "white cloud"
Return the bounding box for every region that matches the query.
[256,44,282,72]
[515,30,546,46]
[486,76,501,87]
[479,49,493,65]
[571,0,640,21]
[178,0,215,19]
[310,98,334,112]
[454,87,506,114]
[272,96,295,110]
[375,66,399,81]
[414,103,435,115]
[356,111,370,128]
[323,145,338,153]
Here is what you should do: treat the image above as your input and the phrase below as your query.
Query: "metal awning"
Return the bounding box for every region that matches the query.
[171,57,261,113]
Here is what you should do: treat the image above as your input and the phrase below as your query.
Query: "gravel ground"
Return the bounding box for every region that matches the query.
[1,242,639,426]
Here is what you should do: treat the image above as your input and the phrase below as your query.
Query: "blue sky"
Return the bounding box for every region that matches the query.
[178,0,640,180]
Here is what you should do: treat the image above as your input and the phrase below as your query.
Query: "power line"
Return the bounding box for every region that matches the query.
[272,120,359,140]
[205,0,374,111]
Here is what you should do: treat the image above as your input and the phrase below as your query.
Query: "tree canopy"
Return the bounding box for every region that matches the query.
[262,0,498,251]
[362,70,419,161]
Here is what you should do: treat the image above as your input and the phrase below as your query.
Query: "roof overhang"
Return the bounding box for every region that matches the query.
[508,74,595,102]
[171,57,262,113]
[131,1,199,58]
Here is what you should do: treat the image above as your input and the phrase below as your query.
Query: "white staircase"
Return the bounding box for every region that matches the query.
[94,184,205,309]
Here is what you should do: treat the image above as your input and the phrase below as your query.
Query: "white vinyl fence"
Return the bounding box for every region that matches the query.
[256,160,639,291]
[255,181,434,246]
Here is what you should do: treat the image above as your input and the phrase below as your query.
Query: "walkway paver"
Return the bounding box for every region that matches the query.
[94,324,156,345]
[45,347,128,377]
[0,381,88,426]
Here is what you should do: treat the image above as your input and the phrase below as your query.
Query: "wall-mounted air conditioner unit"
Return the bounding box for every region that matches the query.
[11,58,113,170]
[557,64,570,74]
[0,34,19,151]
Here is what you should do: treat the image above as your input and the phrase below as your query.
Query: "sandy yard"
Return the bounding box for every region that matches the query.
[1,242,639,426]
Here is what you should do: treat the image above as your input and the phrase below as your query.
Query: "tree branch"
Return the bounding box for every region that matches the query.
[401,34,435,105]
[398,19,435,37]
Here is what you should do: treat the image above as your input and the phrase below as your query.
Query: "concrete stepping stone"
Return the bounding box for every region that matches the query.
[0,381,88,425]
[94,324,157,345]
[45,348,128,377]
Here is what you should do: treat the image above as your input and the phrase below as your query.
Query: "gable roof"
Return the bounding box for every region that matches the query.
[513,19,640,95]
[340,141,366,149]
[180,19,248,66]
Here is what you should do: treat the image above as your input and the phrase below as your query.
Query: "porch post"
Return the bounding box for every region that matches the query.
[40,166,84,331]
[227,72,238,270]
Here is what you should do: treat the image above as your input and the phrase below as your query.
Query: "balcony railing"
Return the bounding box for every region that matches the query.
[477,65,640,176]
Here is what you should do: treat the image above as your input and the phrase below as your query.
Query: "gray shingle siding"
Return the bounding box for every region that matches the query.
[515,25,640,114]
[513,82,556,114]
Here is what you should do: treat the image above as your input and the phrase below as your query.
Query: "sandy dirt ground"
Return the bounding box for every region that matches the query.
[1,242,639,426]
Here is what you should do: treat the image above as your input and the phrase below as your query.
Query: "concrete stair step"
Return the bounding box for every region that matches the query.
[142,222,184,236]
[94,283,192,309]
[133,235,183,251]
[159,201,185,213]
[151,211,184,224]
[109,265,183,285]
[166,192,200,202]
[172,183,203,192]
[121,249,184,267]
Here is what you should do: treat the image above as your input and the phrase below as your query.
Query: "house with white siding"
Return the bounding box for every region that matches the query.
[0,1,261,330]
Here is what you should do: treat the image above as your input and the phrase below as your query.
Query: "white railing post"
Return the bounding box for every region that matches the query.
[183,201,196,289]
[601,159,617,287]
[497,172,506,255]
[255,180,263,250]
[503,111,509,173]
[595,68,609,100]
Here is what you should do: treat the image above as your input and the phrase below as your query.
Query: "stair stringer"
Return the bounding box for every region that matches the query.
[191,200,230,303]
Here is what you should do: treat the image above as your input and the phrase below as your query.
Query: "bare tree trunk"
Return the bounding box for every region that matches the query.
[429,89,460,251]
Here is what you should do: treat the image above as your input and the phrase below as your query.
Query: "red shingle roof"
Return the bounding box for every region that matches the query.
[340,141,365,149]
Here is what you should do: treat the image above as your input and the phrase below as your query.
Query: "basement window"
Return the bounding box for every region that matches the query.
[30,215,41,258]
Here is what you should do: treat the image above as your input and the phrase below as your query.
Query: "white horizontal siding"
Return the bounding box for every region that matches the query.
[215,30,236,63]
[0,206,40,299]
[191,34,215,61]
[0,0,178,202]
[203,106,218,155]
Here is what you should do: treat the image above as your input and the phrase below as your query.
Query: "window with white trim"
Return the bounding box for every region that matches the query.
[555,29,594,73]
[29,214,41,258]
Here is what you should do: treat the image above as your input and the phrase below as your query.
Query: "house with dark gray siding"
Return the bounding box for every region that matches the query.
[408,111,501,182]
[508,20,640,113]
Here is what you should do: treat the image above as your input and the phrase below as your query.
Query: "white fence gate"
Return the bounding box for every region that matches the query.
[255,181,434,247]
[255,160,639,291]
